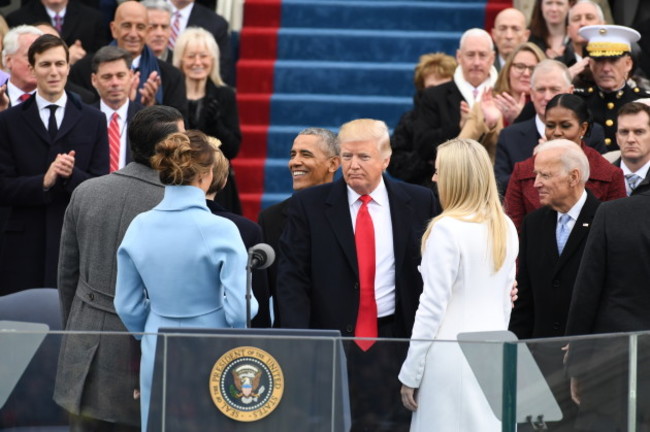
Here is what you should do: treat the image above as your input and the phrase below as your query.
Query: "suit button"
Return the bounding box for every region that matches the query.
[354,283,359,291]
[88,293,94,301]
[345,324,353,333]
[552,280,560,288]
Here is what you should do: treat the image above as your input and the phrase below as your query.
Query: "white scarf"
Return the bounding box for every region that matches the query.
[453,65,498,109]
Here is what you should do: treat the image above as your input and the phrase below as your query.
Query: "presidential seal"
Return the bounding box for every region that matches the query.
[209,346,284,422]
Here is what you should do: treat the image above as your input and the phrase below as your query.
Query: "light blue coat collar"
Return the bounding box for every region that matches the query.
[156,185,209,211]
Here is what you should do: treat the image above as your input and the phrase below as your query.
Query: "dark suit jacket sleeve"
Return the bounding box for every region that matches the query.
[276,194,312,329]
[494,127,515,193]
[158,60,188,118]
[413,85,461,163]
[504,162,527,233]
[65,110,109,193]
[0,112,52,206]
[565,205,608,337]
[509,215,534,338]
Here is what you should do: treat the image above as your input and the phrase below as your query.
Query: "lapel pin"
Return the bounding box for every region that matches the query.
[582,223,589,227]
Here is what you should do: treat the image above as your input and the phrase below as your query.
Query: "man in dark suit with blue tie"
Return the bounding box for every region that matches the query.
[510,139,600,432]
[0,34,108,294]
[612,101,650,196]
[277,119,439,430]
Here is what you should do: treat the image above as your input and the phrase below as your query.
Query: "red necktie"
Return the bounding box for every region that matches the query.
[108,112,120,172]
[18,93,30,102]
[168,11,181,49]
[354,195,377,351]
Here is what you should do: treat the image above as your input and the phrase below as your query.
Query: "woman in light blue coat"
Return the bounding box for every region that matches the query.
[114,130,256,431]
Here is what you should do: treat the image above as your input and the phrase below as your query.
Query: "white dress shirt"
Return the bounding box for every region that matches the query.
[535,114,546,139]
[36,92,67,131]
[347,177,396,318]
[100,100,130,169]
[45,6,67,24]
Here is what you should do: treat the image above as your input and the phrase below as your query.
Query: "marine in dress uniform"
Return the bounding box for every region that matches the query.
[575,25,647,150]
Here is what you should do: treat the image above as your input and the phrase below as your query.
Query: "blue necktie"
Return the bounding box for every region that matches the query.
[556,214,571,255]
[625,173,642,195]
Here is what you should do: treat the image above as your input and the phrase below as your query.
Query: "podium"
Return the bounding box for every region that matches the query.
[458,331,562,430]
[148,328,351,431]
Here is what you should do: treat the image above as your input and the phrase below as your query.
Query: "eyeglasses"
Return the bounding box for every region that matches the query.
[511,63,536,74]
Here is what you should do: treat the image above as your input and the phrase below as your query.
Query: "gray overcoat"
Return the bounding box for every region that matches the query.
[54,163,164,425]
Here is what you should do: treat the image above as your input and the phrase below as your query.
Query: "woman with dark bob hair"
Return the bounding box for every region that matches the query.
[114,130,256,431]
[504,93,626,231]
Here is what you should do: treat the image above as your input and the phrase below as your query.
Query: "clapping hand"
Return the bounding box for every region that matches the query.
[481,88,502,129]
[494,91,526,125]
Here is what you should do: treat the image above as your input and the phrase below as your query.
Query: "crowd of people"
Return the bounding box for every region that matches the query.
[2,0,650,431]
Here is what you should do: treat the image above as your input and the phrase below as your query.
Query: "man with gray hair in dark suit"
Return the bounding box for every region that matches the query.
[54,106,184,431]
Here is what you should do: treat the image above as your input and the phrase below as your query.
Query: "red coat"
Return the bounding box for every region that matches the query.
[504,144,626,232]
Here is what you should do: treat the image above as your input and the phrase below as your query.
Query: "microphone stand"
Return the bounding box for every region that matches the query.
[245,253,254,329]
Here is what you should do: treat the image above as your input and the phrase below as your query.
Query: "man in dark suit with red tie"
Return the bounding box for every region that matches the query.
[277,119,439,430]
[0,35,108,294]
[90,46,144,171]
[509,139,600,432]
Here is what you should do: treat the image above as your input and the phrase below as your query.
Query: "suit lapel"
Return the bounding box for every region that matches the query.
[56,96,82,143]
[541,208,560,267]
[554,193,600,272]
[385,177,411,273]
[21,97,50,145]
[325,179,358,277]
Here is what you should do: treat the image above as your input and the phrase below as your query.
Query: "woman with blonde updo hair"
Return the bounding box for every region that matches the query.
[115,130,256,431]
[398,138,518,431]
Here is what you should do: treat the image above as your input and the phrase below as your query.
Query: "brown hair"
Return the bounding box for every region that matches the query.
[151,130,215,185]
[27,34,69,66]
[206,137,229,195]
[413,53,457,91]
[493,42,546,95]
[618,101,650,124]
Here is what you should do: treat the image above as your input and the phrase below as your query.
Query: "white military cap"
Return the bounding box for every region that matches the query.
[579,24,640,58]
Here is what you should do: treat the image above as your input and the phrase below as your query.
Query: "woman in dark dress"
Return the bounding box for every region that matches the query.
[173,26,242,214]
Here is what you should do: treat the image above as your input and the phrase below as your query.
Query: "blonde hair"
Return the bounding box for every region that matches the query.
[151,130,215,185]
[337,118,391,157]
[493,42,546,95]
[413,53,457,91]
[172,27,224,86]
[421,138,509,272]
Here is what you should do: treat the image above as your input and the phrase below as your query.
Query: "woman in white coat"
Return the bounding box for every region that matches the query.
[399,138,518,431]
[114,130,256,431]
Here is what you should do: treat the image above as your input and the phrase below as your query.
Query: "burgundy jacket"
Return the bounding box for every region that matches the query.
[505,143,626,232]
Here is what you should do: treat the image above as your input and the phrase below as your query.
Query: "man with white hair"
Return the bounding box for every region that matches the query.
[142,0,173,62]
[491,8,529,71]
[511,139,600,432]
[494,59,606,192]
[412,28,497,181]
[2,25,43,107]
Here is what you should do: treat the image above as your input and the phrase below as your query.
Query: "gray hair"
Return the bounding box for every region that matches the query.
[459,28,494,51]
[91,46,132,73]
[569,0,605,23]
[534,139,590,183]
[141,0,173,14]
[298,127,338,157]
[531,59,572,89]
[3,25,43,65]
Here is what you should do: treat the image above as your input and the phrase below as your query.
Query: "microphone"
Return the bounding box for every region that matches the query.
[248,243,275,270]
